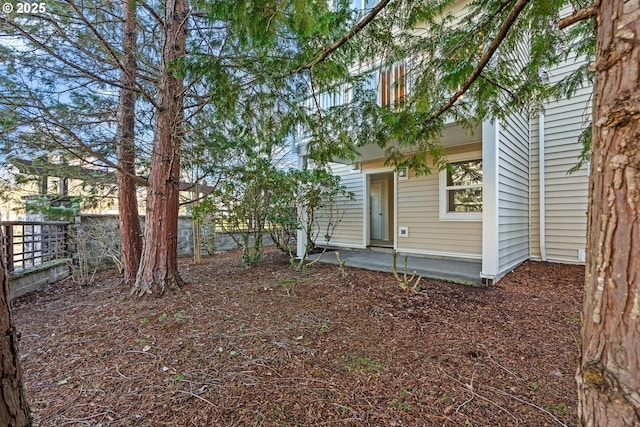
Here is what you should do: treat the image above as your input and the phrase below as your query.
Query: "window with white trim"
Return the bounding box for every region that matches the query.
[439,159,482,221]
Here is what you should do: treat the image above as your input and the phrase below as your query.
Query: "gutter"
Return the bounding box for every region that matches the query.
[539,111,547,262]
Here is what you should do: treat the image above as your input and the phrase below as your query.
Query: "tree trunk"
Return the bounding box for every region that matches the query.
[117,0,142,285]
[131,0,187,296]
[0,215,32,426]
[577,1,640,425]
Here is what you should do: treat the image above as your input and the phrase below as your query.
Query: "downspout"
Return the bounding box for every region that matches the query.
[296,154,308,260]
[538,111,547,262]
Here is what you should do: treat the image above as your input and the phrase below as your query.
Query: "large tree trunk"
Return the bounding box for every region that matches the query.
[131,0,187,296]
[116,0,142,285]
[0,215,32,426]
[576,0,640,425]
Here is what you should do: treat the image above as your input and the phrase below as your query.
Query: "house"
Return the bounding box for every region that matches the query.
[295,1,591,284]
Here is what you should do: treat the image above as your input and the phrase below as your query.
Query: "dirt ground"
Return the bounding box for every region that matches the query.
[12,249,584,426]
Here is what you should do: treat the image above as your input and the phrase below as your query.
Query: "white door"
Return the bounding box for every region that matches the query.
[370,181,383,240]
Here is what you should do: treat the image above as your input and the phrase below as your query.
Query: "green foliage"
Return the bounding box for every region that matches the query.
[543,402,570,415]
[268,168,354,267]
[174,310,190,322]
[193,157,275,267]
[25,196,81,221]
[568,126,592,175]
[342,355,386,376]
[290,0,594,174]
[193,153,353,268]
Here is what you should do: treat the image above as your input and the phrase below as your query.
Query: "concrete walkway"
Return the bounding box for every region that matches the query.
[307,249,483,286]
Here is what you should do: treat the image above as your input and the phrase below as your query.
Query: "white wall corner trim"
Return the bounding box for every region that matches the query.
[538,111,547,262]
[481,118,500,279]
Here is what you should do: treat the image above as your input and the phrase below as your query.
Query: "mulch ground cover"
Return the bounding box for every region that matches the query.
[13,249,584,426]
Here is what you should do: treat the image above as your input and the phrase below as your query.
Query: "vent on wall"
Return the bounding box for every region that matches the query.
[398,226,409,237]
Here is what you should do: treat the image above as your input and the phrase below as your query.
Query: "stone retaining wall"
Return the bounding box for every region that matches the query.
[9,259,71,299]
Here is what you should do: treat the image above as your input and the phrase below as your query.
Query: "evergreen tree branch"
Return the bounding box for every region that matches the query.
[27,94,149,187]
[559,4,598,29]
[0,17,124,89]
[288,0,394,75]
[64,0,160,109]
[479,73,521,105]
[40,14,121,69]
[422,0,532,127]
[2,15,156,96]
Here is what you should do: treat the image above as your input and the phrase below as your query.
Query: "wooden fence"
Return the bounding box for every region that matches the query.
[1,221,70,272]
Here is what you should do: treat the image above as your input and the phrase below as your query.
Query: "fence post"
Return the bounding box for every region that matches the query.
[4,225,14,272]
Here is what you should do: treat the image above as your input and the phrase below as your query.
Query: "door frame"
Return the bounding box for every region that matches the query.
[363,168,397,248]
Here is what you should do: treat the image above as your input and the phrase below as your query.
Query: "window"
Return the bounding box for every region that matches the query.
[359,72,377,95]
[439,159,482,221]
[350,0,378,19]
[320,90,342,110]
[380,63,406,108]
[352,73,376,128]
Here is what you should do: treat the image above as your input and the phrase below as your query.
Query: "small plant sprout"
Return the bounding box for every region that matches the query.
[343,355,386,377]
[389,399,411,411]
[174,310,190,321]
[391,250,422,292]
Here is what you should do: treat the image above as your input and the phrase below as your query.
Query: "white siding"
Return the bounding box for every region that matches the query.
[497,110,530,274]
[530,57,590,263]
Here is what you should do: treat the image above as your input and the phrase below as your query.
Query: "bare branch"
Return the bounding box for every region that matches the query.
[559,4,597,30]
[139,0,163,25]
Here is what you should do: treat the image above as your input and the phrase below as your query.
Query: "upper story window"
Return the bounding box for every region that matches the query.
[439,158,482,221]
[350,0,378,19]
[320,90,343,110]
[380,63,406,108]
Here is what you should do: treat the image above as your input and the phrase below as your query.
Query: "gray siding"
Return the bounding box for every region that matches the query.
[498,110,530,273]
[530,57,590,263]
[314,163,364,247]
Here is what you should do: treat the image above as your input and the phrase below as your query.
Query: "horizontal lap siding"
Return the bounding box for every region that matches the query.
[498,110,530,272]
[314,163,364,247]
[530,57,590,262]
[396,144,482,258]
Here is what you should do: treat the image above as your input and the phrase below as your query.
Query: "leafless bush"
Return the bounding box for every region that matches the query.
[69,216,123,285]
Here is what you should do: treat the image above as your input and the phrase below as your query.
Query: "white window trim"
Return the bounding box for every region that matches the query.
[439,156,483,222]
